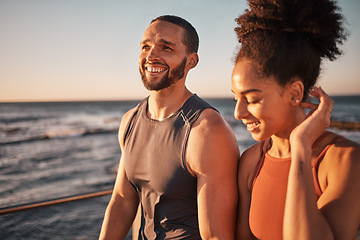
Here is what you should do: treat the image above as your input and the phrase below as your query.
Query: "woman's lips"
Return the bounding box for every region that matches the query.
[243,120,260,131]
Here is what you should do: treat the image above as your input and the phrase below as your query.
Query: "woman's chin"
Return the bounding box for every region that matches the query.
[250,132,268,142]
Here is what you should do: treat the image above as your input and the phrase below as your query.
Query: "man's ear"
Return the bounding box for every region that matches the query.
[187,53,199,69]
[287,77,304,106]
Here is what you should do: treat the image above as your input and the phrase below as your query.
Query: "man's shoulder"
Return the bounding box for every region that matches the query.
[186,106,240,177]
[194,107,224,128]
[187,107,238,154]
[187,108,233,146]
[118,107,139,145]
[122,108,138,124]
[120,97,148,126]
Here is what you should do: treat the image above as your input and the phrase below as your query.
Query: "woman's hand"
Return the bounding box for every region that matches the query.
[290,86,334,147]
[285,87,338,240]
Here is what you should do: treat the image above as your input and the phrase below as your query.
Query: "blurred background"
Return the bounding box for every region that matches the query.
[0,0,359,239]
[1,0,359,102]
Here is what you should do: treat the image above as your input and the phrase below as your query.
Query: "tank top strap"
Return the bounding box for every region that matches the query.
[312,131,332,148]
[122,97,148,146]
[250,139,271,191]
[181,94,218,125]
[312,133,343,197]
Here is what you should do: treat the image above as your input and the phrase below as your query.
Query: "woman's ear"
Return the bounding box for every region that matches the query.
[187,53,199,69]
[287,77,304,106]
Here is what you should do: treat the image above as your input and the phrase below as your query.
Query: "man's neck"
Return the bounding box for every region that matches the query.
[147,86,193,121]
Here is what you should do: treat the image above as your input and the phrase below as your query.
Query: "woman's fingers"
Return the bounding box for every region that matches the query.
[302,86,333,115]
[300,102,318,111]
[309,86,334,114]
[290,86,333,145]
[300,86,333,122]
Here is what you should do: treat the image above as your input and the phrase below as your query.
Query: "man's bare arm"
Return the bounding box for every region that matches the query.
[187,109,240,239]
[99,109,139,240]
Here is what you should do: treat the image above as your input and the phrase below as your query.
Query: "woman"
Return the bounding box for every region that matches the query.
[232,0,360,239]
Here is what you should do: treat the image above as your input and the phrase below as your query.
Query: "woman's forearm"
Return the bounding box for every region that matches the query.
[284,141,333,240]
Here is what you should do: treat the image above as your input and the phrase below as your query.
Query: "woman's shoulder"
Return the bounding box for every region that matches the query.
[317,132,360,225]
[321,131,360,171]
[239,141,268,189]
[325,131,360,158]
[241,142,263,161]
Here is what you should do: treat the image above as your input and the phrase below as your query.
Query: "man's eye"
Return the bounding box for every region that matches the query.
[142,45,150,50]
[164,46,173,51]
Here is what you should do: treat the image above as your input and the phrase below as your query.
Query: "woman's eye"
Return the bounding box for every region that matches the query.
[248,99,260,104]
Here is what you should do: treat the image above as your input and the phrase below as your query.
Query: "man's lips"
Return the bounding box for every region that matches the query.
[146,66,167,73]
[144,62,168,74]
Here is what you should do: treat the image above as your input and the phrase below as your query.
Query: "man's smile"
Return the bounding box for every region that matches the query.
[146,66,167,73]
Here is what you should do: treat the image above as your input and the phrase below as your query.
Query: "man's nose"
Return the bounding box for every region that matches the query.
[146,47,160,61]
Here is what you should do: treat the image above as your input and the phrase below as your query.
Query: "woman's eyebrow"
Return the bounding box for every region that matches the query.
[240,89,261,95]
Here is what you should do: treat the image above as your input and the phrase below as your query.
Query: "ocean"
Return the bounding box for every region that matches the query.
[1,96,359,239]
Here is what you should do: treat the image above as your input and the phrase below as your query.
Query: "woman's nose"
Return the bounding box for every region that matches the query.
[234,99,248,120]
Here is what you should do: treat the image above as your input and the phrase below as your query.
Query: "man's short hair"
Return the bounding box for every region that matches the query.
[151,15,199,53]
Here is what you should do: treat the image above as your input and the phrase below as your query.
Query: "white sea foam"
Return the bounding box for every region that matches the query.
[0,97,359,239]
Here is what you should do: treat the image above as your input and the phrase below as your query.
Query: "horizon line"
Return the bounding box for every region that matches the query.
[1,93,360,104]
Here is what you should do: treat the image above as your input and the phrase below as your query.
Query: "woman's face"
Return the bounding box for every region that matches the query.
[231,60,295,141]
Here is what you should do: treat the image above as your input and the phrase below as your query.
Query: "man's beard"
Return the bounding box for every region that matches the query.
[140,57,187,91]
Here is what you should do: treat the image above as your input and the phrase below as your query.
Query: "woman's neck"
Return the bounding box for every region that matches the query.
[269,107,307,158]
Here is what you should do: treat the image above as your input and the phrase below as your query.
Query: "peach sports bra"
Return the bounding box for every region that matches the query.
[249,132,342,240]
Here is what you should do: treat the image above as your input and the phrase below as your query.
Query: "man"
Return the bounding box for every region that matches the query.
[99,15,239,239]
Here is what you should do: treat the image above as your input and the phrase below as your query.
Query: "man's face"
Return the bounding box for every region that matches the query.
[138,20,190,91]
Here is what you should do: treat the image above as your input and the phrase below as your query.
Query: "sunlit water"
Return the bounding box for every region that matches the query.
[1,96,359,239]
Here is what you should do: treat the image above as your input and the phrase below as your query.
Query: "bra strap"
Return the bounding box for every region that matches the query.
[250,139,271,191]
[312,134,343,197]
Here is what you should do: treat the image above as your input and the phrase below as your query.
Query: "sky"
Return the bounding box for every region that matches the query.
[0,0,359,102]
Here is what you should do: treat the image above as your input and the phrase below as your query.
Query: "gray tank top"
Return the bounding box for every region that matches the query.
[123,94,216,239]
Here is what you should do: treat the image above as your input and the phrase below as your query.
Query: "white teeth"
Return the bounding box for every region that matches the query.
[248,122,257,128]
[146,67,166,73]
[245,121,260,128]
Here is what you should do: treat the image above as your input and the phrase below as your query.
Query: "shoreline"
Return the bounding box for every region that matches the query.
[330,120,360,131]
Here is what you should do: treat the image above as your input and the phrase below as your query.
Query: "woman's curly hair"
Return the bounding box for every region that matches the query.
[234,0,347,99]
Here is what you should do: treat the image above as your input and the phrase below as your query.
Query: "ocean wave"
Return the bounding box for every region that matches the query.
[0,116,55,124]
[0,126,118,145]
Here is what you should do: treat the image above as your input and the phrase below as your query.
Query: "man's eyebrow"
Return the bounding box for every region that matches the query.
[140,39,150,46]
[140,39,176,46]
[159,39,176,46]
